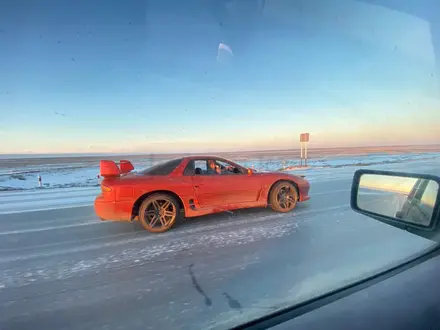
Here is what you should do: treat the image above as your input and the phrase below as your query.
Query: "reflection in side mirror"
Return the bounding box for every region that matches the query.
[355,172,439,228]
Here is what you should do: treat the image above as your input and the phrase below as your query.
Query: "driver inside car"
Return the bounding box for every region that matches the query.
[207,160,222,175]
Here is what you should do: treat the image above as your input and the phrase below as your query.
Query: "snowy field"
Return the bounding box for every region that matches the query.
[1,152,439,192]
[0,151,439,215]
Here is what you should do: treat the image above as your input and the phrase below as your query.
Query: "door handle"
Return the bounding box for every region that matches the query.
[194,184,203,188]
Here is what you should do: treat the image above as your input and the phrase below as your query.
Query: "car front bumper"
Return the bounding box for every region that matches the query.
[299,184,311,202]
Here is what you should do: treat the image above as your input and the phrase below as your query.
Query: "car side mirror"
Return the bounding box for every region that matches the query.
[247,168,253,175]
[351,169,440,240]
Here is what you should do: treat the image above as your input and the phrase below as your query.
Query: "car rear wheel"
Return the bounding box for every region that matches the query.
[269,181,298,213]
[139,193,180,233]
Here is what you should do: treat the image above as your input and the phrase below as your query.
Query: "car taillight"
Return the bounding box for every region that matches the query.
[101,184,112,193]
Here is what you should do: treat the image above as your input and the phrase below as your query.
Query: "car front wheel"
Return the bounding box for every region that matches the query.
[269,181,298,213]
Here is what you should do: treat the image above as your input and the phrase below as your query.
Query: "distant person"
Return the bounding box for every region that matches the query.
[38,175,42,188]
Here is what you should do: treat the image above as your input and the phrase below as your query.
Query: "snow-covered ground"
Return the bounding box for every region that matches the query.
[1,152,439,192]
[1,152,439,215]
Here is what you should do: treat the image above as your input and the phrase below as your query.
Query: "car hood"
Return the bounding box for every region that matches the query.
[255,171,306,179]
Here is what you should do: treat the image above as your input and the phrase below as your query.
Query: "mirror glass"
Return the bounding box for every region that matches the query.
[357,174,439,227]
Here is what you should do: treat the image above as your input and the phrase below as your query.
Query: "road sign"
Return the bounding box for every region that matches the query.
[299,133,310,166]
[300,133,310,142]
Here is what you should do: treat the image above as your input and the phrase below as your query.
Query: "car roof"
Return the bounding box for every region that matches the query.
[183,155,227,160]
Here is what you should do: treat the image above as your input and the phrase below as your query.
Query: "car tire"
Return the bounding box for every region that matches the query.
[269,181,298,213]
[139,193,180,233]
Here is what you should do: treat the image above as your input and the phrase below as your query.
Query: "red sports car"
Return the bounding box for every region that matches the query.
[94,156,310,233]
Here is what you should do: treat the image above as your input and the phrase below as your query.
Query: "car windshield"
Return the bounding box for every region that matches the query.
[0,1,439,329]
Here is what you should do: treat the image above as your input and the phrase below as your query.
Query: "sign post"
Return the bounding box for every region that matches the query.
[300,133,310,167]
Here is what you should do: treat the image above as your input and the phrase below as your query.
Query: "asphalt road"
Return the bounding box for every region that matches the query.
[0,160,439,330]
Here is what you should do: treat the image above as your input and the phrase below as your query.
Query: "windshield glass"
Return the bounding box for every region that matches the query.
[138,158,183,175]
[0,1,439,329]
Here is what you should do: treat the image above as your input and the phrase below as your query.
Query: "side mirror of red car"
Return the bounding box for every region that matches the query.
[247,168,253,175]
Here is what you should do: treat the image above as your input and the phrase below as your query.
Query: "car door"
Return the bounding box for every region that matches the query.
[189,159,262,207]
[214,159,262,204]
[188,159,230,207]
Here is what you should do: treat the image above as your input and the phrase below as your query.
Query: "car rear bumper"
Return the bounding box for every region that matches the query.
[94,194,132,221]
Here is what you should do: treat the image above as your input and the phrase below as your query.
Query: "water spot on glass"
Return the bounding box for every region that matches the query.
[217,43,233,65]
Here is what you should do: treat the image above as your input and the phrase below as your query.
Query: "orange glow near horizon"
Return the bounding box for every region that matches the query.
[360,175,417,194]
[360,174,438,206]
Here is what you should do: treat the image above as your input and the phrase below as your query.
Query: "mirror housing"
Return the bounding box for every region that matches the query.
[351,169,440,241]
[247,168,254,175]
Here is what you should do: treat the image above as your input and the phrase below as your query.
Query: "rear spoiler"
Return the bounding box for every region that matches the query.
[100,160,134,178]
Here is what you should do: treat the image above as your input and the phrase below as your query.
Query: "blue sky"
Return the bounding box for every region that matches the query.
[0,0,439,154]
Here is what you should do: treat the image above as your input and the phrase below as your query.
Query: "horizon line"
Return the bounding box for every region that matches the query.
[1,143,439,158]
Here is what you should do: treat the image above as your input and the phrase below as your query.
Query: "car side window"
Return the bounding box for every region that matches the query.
[184,159,243,176]
[194,160,208,175]
[216,160,245,175]
[421,181,439,205]
[183,160,211,176]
